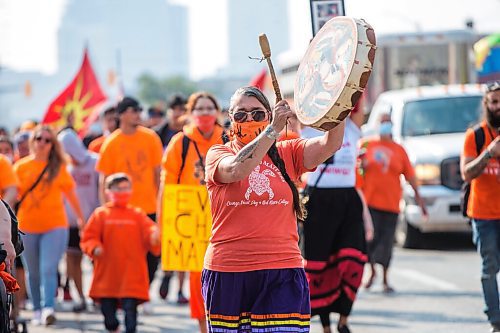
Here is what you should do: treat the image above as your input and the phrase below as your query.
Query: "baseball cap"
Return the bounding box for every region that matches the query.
[116,97,142,114]
[148,106,166,118]
[167,94,187,109]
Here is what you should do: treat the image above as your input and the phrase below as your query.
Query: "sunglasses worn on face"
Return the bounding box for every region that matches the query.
[233,110,269,123]
[130,107,142,113]
[34,136,52,144]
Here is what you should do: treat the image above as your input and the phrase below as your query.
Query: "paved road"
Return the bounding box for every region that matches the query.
[18,235,491,333]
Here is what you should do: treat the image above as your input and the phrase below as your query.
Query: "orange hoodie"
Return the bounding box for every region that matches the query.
[161,124,225,185]
[160,123,224,319]
[80,203,160,302]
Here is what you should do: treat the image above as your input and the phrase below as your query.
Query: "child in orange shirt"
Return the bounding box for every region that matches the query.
[80,173,160,333]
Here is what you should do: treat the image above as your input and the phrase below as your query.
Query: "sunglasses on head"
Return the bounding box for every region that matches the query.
[34,136,52,144]
[486,81,500,93]
[233,110,269,123]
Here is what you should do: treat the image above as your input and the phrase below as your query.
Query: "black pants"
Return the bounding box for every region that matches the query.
[147,213,160,285]
[367,207,398,268]
[101,298,138,333]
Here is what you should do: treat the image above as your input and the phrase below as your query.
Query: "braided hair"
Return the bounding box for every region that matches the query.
[229,87,307,220]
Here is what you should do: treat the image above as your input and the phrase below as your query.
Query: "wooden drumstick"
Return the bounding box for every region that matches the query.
[259,34,282,103]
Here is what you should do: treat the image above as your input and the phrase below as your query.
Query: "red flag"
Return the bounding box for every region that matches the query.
[43,48,106,132]
[249,68,267,90]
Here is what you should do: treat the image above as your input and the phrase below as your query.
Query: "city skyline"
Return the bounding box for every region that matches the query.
[0,0,499,129]
[2,0,499,79]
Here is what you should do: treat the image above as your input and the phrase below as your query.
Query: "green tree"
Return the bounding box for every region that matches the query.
[137,73,198,105]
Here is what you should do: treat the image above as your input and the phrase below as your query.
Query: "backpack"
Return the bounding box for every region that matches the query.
[460,125,485,218]
[177,132,229,184]
[1,199,24,257]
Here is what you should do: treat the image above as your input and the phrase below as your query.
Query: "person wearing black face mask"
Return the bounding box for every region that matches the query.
[460,81,500,333]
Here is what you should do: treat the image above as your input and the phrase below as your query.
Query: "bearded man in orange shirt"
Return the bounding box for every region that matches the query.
[461,81,500,332]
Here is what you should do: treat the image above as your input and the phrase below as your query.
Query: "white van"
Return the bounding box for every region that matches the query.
[363,84,484,248]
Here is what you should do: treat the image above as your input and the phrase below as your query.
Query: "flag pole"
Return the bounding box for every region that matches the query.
[116,48,124,99]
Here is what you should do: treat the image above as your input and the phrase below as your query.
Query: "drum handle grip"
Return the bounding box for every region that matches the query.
[259,34,282,102]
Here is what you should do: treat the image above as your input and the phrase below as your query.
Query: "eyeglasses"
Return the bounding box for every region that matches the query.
[34,136,52,144]
[233,110,269,123]
[193,106,217,113]
[486,81,500,92]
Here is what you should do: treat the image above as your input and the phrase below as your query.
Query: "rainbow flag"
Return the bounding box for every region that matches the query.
[474,33,500,83]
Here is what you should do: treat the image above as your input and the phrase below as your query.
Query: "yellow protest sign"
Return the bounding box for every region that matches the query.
[161,184,212,272]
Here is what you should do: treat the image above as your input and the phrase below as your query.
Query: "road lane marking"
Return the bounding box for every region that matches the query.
[393,268,461,291]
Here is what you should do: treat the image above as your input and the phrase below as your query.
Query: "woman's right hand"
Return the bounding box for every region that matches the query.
[271,100,295,133]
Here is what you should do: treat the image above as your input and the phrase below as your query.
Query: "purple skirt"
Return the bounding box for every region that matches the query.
[202,268,311,333]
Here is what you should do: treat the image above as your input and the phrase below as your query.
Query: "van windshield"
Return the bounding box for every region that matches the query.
[402,96,482,136]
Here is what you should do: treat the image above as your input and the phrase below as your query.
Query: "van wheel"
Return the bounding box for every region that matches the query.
[397,219,424,249]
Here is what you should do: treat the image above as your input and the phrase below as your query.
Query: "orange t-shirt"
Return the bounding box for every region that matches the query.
[204,138,312,272]
[360,139,415,213]
[278,130,301,142]
[14,156,75,233]
[80,203,160,301]
[462,122,500,219]
[88,135,105,154]
[161,124,225,185]
[96,127,163,214]
[0,155,17,195]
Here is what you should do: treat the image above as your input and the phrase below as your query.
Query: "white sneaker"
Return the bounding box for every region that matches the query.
[41,307,56,325]
[31,310,42,326]
[141,302,154,315]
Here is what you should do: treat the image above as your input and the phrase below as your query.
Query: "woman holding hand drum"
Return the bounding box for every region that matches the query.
[202,86,345,332]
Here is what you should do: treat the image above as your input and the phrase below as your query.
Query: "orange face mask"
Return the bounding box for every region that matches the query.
[232,121,268,145]
[194,114,217,133]
[108,191,132,207]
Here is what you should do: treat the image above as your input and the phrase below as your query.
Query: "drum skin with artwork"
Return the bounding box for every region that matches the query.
[294,16,376,131]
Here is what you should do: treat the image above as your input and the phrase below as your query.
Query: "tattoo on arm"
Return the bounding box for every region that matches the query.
[235,140,259,163]
[234,127,275,164]
[465,151,491,180]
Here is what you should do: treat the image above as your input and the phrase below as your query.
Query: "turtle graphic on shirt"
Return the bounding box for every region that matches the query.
[245,165,276,200]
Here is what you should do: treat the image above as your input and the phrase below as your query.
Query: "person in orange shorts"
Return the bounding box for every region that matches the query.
[158,92,227,332]
[80,173,160,333]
